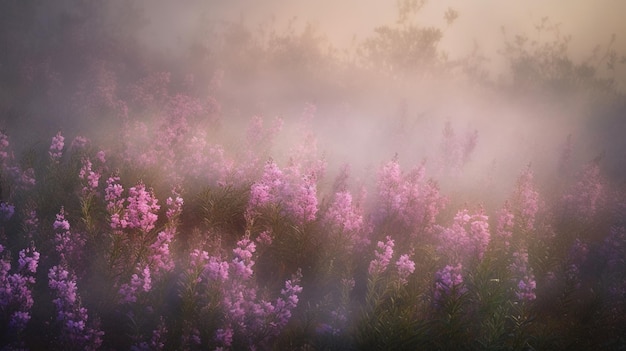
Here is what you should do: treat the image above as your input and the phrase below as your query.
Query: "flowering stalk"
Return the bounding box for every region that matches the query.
[48,264,104,350]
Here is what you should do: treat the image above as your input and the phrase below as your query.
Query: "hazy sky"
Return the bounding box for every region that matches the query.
[143,0,626,68]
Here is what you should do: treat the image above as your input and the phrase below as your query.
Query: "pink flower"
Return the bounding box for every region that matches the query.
[495,201,515,251]
[18,247,40,274]
[396,254,416,285]
[148,228,175,275]
[79,158,100,193]
[376,158,445,233]
[513,166,539,233]
[0,202,15,221]
[324,191,364,233]
[437,208,490,262]
[509,248,536,301]
[126,183,160,232]
[119,265,152,304]
[434,264,466,302]
[215,327,234,347]
[369,236,395,276]
[165,191,183,220]
[71,136,89,149]
[206,256,229,281]
[232,238,256,280]
[49,131,65,162]
[48,265,103,349]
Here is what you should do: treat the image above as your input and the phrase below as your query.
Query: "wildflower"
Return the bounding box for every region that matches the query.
[0,131,11,165]
[509,248,536,301]
[0,245,39,333]
[53,207,84,262]
[118,265,152,304]
[232,237,256,280]
[206,256,229,282]
[273,270,303,331]
[0,202,15,221]
[148,228,175,275]
[79,158,100,193]
[396,254,416,285]
[215,327,234,348]
[376,158,445,233]
[369,236,395,276]
[48,265,104,349]
[256,230,273,246]
[513,166,539,233]
[285,174,319,225]
[71,136,89,149]
[18,247,40,274]
[105,176,124,209]
[324,191,364,233]
[96,150,106,164]
[248,160,284,212]
[49,131,65,162]
[126,182,160,232]
[434,264,466,302]
[495,201,515,251]
[165,191,183,221]
[437,209,490,262]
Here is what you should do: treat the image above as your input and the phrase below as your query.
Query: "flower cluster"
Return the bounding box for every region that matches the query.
[119,265,152,304]
[437,208,490,263]
[434,264,466,303]
[325,191,363,233]
[79,157,101,194]
[49,131,65,162]
[0,245,39,333]
[513,166,539,233]
[368,236,395,276]
[395,254,416,285]
[53,207,84,263]
[247,160,319,225]
[48,265,104,350]
[509,249,536,301]
[109,182,160,232]
[376,158,445,234]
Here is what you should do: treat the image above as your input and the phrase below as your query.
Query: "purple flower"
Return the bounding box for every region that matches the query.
[0,245,38,333]
[148,228,175,275]
[396,254,416,285]
[126,183,160,232]
[495,201,514,251]
[48,264,104,349]
[232,238,256,280]
[434,264,466,303]
[215,327,234,348]
[71,136,89,149]
[79,158,100,193]
[376,158,445,233]
[248,161,283,212]
[0,202,15,221]
[513,166,539,233]
[437,209,490,262]
[165,191,183,220]
[18,247,40,274]
[49,131,65,162]
[324,191,364,234]
[509,248,536,301]
[118,265,151,304]
[369,236,395,276]
[206,256,229,282]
